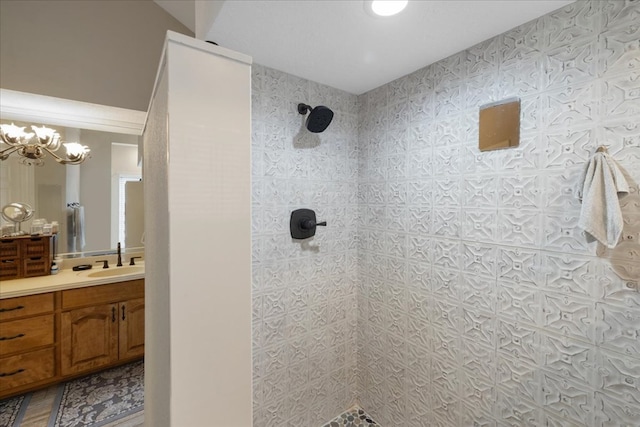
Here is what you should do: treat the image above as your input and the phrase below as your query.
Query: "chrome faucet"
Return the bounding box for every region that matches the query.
[117,242,123,267]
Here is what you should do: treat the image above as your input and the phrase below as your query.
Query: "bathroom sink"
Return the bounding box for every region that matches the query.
[85,266,144,278]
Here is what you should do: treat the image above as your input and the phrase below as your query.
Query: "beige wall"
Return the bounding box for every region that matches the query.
[0,0,193,111]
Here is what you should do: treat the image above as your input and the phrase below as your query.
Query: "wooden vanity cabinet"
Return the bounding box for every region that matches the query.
[60,280,145,376]
[0,293,55,394]
[0,279,144,399]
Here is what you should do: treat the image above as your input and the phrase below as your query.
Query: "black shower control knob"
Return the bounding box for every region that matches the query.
[290,209,326,239]
[301,219,327,229]
[301,219,316,230]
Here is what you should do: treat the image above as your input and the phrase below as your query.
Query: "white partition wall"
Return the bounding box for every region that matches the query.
[143,31,252,427]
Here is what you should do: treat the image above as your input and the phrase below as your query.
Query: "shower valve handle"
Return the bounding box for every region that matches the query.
[301,219,326,230]
[290,209,325,240]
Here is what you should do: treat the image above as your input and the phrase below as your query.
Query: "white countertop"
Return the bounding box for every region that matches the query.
[0,262,145,299]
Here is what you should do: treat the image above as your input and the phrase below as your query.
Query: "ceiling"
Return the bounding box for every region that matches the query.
[155,0,574,95]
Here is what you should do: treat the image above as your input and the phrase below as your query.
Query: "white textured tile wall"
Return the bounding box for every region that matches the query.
[356,1,640,426]
[251,65,360,427]
[252,1,639,426]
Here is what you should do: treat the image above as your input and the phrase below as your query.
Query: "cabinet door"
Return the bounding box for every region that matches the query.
[119,298,144,359]
[61,303,119,376]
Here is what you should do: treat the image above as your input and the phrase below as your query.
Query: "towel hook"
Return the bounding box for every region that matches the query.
[596,145,608,153]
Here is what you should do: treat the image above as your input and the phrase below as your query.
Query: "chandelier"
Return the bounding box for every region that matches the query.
[0,123,90,166]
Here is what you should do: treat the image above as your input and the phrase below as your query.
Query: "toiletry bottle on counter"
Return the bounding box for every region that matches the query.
[30,218,47,235]
[51,257,61,274]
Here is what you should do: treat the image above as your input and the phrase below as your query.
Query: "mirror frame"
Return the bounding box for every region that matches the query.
[0,89,146,135]
[0,88,147,257]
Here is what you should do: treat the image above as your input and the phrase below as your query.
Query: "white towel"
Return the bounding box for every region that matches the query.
[75,206,86,250]
[576,152,629,248]
[68,206,86,252]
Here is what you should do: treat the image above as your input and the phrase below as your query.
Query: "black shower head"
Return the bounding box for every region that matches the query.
[297,103,334,133]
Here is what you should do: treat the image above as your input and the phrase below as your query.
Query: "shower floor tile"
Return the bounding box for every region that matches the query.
[322,407,379,427]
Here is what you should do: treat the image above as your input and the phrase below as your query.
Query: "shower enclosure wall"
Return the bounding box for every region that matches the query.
[357,0,639,424]
[252,1,640,426]
[251,66,360,426]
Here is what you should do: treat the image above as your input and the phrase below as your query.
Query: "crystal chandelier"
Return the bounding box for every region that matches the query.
[0,123,90,166]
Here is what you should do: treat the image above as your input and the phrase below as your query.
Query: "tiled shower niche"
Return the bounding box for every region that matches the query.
[252,0,640,426]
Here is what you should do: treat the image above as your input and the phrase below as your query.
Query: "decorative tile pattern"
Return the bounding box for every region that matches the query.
[542,0,599,48]
[250,2,640,426]
[252,65,358,427]
[356,1,640,426]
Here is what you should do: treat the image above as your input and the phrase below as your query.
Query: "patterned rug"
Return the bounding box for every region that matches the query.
[47,360,144,427]
[323,407,379,427]
[0,394,31,427]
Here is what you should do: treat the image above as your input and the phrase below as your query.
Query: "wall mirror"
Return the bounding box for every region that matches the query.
[0,89,146,258]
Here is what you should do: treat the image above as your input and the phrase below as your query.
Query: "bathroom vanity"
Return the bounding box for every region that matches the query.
[0,87,148,400]
[0,265,144,399]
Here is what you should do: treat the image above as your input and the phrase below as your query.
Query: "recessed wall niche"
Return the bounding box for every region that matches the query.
[479,98,520,151]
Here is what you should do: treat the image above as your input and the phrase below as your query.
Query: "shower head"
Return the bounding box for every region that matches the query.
[297,103,334,133]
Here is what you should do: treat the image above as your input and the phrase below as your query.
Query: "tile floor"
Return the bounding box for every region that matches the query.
[322,407,379,427]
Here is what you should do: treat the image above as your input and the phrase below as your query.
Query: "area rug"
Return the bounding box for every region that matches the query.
[0,393,31,427]
[47,360,144,427]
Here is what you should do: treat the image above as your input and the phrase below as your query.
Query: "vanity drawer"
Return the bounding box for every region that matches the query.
[0,259,21,280]
[23,257,50,277]
[0,240,20,259]
[0,348,55,392]
[0,293,54,322]
[23,237,49,258]
[62,280,144,309]
[0,314,54,356]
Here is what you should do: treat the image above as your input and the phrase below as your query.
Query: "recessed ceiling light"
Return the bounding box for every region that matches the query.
[365,0,408,17]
